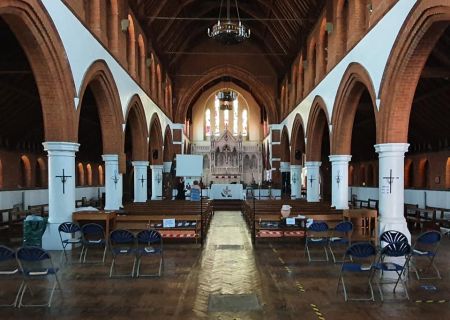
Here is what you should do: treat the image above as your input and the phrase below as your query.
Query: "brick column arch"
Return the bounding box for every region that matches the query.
[125,94,148,161]
[306,96,330,162]
[290,114,306,165]
[76,60,124,157]
[331,62,378,155]
[378,1,450,144]
[0,0,76,142]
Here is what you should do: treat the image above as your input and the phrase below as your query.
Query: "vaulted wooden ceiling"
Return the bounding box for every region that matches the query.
[129,0,325,77]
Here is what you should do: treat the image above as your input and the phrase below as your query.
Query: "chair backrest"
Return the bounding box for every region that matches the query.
[110,229,135,244]
[81,223,105,238]
[58,222,81,234]
[416,230,441,245]
[345,242,377,258]
[380,230,408,246]
[16,246,51,262]
[381,242,411,257]
[335,221,353,233]
[0,245,15,262]
[137,229,162,244]
[308,221,329,232]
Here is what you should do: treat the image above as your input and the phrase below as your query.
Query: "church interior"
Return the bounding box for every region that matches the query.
[0,0,449,318]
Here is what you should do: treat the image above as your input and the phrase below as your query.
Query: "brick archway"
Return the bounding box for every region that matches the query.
[0,0,76,141]
[163,125,173,162]
[331,62,377,155]
[306,96,330,161]
[176,65,278,124]
[125,94,148,161]
[149,114,163,165]
[77,60,124,155]
[290,114,306,165]
[378,1,450,143]
[280,126,290,163]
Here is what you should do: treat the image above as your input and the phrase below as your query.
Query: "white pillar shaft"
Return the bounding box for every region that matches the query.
[306,161,321,202]
[290,165,302,199]
[102,154,121,210]
[133,161,149,202]
[375,143,411,243]
[42,141,79,250]
[150,165,163,200]
[329,155,351,209]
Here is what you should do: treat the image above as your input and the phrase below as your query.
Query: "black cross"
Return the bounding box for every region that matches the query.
[55,169,71,194]
[336,171,341,189]
[112,171,119,189]
[309,176,316,188]
[382,169,399,194]
[139,174,146,188]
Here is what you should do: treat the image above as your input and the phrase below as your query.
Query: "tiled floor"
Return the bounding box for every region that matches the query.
[1,211,449,319]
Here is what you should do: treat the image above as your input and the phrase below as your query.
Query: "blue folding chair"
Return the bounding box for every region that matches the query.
[305,222,330,262]
[136,230,163,277]
[0,245,22,307]
[380,230,408,247]
[58,222,82,263]
[16,246,60,308]
[109,229,136,278]
[336,242,377,301]
[328,221,353,263]
[80,223,107,263]
[410,230,441,280]
[372,242,411,301]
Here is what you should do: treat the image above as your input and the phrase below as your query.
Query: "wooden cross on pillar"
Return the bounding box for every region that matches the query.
[139,174,146,188]
[382,169,399,194]
[55,169,71,194]
[309,176,316,188]
[112,171,119,189]
[335,171,341,189]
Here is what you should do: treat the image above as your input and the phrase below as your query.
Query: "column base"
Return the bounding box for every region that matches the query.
[42,223,64,250]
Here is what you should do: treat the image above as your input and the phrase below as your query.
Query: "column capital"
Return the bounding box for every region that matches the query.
[102,154,119,162]
[163,161,172,173]
[149,164,164,170]
[329,154,352,163]
[290,164,302,169]
[132,161,149,167]
[374,143,409,155]
[43,141,79,153]
[305,161,321,168]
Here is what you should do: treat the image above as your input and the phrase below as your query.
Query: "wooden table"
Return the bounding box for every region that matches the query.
[73,211,117,239]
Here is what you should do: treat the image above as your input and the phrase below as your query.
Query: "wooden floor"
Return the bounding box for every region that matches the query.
[2,211,450,319]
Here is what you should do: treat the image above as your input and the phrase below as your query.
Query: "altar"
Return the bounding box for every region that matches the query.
[210,184,243,200]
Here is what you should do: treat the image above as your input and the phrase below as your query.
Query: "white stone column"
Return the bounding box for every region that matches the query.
[132,161,149,202]
[42,141,79,250]
[150,165,163,200]
[290,164,302,199]
[375,143,411,243]
[329,155,352,209]
[305,161,321,202]
[102,154,121,210]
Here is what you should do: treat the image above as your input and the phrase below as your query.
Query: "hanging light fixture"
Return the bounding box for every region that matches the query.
[208,0,250,45]
[216,90,237,110]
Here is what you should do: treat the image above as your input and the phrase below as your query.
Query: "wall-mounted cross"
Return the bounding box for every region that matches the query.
[309,176,316,188]
[382,169,399,194]
[139,174,146,188]
[335,171,341,189]
[55,169,71,194]
[112,171,119,189]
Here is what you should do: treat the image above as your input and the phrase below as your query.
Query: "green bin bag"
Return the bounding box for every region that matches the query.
[23,216,48,247]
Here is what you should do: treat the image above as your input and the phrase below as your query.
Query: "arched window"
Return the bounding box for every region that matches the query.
[20,155,32,188]
[233,99,239,135]
[367,164,374,186]
[348,165,354,186]
[0,159,3,188]
[205,108,211,137]
[98,165,104,185]
[214,97,220,135]
[359,165,366,186]
[224,109,229,129]
[418,159,429,189]
[77,163,85,186]
[86,163,93,186]
[404,159,413,188]
[242,109,248,136]
[445,157,450,189]
[36,157,46,188]
[126,14,136,78]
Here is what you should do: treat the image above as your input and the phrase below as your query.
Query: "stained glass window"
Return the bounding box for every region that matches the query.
[205,108,211,136]
[242,109,248,136]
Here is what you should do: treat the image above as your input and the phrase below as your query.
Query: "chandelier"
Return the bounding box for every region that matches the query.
[207,0,250,45]
[216,90,237,110]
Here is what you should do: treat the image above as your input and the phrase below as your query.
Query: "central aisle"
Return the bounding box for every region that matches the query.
[192,210,263,318]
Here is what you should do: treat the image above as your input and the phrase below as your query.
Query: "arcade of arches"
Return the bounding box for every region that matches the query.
[0,0,449,318]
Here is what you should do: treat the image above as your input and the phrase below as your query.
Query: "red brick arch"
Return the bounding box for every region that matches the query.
[125,94,148,161]
[306,96,330,161]
[76,60,124,155]
[290,114,306,165]
[280,126,290,163]
[378,1,450,143]
[0,0,76,142]
[163,125,173,162]
[149,113,163,165]
[176,65,278,124]
[331,62,377,155]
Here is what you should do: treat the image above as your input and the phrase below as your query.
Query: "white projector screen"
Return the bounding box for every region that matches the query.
[176,154,203,177]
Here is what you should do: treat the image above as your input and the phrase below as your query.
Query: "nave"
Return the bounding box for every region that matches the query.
[2,211,449,320]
